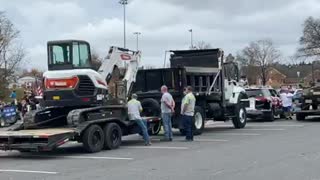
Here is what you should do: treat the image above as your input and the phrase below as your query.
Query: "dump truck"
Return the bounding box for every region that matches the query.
[132,49,249,135]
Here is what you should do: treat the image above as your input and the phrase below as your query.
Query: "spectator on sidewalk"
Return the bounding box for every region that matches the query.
[160,85,175,141]
[128,94,151,146]
[181,86,196,141]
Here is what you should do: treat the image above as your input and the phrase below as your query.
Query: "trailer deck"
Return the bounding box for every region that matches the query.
[0,128,76,152]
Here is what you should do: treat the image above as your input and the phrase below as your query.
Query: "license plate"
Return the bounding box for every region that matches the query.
[305,99,312,103]
[295,100,300,103]
[249,98,255,108]
[53,96,60,100]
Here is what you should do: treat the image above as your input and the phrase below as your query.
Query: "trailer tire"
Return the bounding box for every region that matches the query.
[296,113,306,121]
[193,106,205,135]
[82,124,105,153]
[103,123,122,150]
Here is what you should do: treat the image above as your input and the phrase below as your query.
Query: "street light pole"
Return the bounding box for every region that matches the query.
[188,29,193,49]
[133,32,141,51]
[119,0,128,48]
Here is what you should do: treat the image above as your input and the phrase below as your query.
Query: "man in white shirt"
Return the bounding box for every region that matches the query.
[160,85,175,141]
[128,94,151,146]
[280,90,294,119]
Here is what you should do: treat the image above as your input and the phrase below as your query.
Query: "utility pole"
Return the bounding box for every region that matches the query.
[188,29,193,49]
[119,0,128,48]
[133,32,141,51]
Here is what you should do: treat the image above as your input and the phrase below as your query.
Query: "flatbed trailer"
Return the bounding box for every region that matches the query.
[0,116,160,152]
[0,128,75,152]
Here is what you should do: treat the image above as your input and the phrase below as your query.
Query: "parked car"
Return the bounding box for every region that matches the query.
[245,88,284,121]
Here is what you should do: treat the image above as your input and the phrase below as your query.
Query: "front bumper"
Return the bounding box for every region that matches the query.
[43,89,105,107]
[246,108,272,117]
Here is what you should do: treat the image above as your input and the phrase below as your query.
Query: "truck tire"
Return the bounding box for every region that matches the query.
[296,113,306,121]
[141,98,161,117]
[232,105,247,129]
[103,123,122,150]
[193,106,205,135]
[232,93,247,129]
[149,121,162,135]
[82,124,105,153]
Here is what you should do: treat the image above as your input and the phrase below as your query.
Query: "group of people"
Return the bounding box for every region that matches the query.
[0,90,39,126]
[128,85,196,146]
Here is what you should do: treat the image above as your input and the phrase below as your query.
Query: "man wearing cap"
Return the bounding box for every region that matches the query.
[128,94,151,146]
[181,86,196,141]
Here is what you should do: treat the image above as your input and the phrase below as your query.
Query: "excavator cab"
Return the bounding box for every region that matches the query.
[47,40,92,70]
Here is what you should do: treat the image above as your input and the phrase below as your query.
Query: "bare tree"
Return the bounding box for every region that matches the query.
[298,17,320,57]
[238,39,281,85]
[0,12,25,98]
[194,41,212,50]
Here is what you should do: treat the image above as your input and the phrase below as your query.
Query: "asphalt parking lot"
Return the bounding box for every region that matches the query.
[1,118,320,180]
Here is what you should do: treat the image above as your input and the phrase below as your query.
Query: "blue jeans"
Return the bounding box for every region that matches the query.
[182,115,193,140]
[135,119,150,144]
[162,113,173,139]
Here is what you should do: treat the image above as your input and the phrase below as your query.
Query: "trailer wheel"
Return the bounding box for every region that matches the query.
[103,123,122,150]
[193,106,205,135]
[296,113,306,121]
[82,124,105,153]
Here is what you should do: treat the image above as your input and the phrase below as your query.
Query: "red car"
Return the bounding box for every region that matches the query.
[246,88,284,121]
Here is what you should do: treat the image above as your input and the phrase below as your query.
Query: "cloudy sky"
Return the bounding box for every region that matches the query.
[1,0,320,70]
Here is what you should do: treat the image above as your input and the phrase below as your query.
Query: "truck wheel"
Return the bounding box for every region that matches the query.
[193,106,205,135]
[296,113,306,121]
[141,98,161,117]
[149,121,162,135]
[103,123,122,150]
[82,124,105,153]
[232,105,247,129]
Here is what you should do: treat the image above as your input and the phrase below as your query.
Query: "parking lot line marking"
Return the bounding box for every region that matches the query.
[194,139,228,142]
[211,133,260,136]
[242,128,285,131]
[125,146,189,150]
[247,124,304,127]
[26,155,133,160]
[0,169,58,174]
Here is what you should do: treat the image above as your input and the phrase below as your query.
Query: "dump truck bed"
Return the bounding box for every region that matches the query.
[0,128,76,152]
